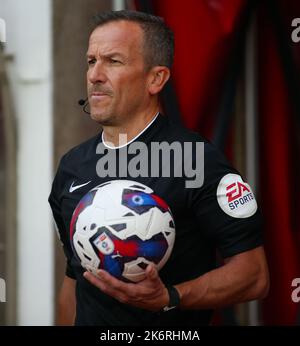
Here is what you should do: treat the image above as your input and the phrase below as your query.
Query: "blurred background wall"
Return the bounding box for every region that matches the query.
[1,0,54,325]
[0,0,299,325]
[0,0,121,326]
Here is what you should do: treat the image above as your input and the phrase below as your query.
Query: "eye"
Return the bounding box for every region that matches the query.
[87,58,96,66]
[109,58,122,65]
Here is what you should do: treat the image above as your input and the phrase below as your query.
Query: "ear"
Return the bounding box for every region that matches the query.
[147,66,171,95]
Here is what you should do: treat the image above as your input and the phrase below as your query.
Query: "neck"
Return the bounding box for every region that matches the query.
[102,106,160,147]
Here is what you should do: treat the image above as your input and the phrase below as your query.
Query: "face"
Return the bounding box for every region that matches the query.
[86,21,151,125]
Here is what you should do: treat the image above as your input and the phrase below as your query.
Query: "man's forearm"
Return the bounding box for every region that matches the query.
[57,276,76,326]
[175,246,269,310]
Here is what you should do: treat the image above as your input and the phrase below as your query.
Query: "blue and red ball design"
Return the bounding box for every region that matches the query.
[70,187,171,281]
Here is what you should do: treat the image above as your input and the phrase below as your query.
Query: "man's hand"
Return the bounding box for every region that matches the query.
[83,264,169,312]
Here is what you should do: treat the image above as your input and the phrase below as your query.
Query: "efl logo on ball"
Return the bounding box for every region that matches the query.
[94,232,115,255]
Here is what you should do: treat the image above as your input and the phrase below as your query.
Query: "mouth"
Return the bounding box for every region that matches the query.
[90,92,111,102]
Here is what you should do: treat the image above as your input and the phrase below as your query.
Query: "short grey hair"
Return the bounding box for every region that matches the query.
[92,10,174,69]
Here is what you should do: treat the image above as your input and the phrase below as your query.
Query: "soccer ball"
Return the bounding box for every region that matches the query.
[70,180,176,282]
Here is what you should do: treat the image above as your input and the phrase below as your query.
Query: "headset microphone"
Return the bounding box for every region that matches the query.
[78,98,87,106]
[78,98,90,114]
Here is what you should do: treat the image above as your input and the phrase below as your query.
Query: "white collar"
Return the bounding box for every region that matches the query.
[101,112,159,149]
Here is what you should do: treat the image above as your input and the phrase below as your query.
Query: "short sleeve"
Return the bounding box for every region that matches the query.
[48,159,76,279]
[188,143,263,258]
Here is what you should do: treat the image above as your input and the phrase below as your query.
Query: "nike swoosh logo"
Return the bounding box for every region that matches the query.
[69,181,91,193]
[162,306,177,312]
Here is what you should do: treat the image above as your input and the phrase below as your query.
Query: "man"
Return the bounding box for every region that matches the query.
[49,10,269,326]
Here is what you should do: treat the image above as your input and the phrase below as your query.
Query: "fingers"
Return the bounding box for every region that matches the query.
[96,269,134,292]
[84,271,130,304]
[83,267,166,311]
[83,270,134,297]
[83,271,105,291]
[145,264,159,281]
[84,264,161,295]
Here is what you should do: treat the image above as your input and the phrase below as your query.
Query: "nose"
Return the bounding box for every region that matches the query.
[88,61,107,84]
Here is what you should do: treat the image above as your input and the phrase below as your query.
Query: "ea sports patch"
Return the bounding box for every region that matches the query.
[217,174,257,218]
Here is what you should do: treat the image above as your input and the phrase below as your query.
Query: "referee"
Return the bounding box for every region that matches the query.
[49,10,269,326]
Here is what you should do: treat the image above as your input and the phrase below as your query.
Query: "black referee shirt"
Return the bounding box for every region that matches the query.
[48,113,262,326]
